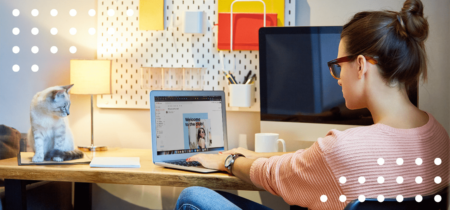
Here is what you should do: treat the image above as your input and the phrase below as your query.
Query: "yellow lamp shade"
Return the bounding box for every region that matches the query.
[70,60,112,95]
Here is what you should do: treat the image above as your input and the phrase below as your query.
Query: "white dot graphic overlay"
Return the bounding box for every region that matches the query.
[12,9,20,17]
[396,176,404,184]
[416,158,423,165]
[31,27,39,35]
[377,195,384,202]
[415,176,423,184]
[358,195,365,202]
[12,28,20,35]
[89,9,96,16]
[50,28,58,35]
[70,9,77,16]
[31,65,39,72]
[70,28,77,35]
[435,176,442,184]
[12,46,20,54]
[435,158,442,165]
[89,28,96,35]
[377,176,384,184]
[31,9,39,17]
[396,158,403,165]
[50,9,58,16]
[358,177,366,184]
[435,195,442,203]
[339,195,346,202]
[50,46,58,54]
[339,177,346,184]
[69,46,77,54]
[12,65,20,72]
[127,9,134,16]
[320,195,327,202]
[108,9,115,16]
[415,195,423,202]
[31,46,39,54]
[396,195,404,202]
[377,158,385,165]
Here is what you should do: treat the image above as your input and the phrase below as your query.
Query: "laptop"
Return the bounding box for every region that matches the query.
[150,90,228,173]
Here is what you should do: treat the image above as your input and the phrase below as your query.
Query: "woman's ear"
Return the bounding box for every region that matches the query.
[356,55,368,79]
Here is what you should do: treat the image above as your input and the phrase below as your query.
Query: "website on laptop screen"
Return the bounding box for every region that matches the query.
[155,96,225,155]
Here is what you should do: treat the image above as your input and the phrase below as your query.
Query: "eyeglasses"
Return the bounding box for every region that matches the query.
[327,55,378,79]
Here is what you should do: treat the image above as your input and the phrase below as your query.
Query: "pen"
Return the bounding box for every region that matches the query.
[243,70,252,84]
[228,71,238,84]
[245,74,256,84]
[222,70,236,84]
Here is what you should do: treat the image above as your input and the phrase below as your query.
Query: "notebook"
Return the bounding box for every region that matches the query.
[90,157,141,168]
[150,90,228,173]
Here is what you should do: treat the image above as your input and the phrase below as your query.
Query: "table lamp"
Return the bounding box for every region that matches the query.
[70,60,111,151]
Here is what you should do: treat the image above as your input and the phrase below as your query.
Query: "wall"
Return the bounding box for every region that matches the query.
[0,0,98,132]
[1,0,449,209]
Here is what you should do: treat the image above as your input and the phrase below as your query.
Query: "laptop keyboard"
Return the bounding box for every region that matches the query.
[164,160,202,167]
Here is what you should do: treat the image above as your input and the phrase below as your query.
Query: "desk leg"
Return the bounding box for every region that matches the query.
[74,182,92,210]
[4,179,27,210]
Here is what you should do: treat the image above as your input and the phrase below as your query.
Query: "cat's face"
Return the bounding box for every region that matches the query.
[47,85,73,118]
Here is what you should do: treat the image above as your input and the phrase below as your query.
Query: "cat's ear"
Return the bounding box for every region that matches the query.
[51,90,66,101]
[62,84,74,93]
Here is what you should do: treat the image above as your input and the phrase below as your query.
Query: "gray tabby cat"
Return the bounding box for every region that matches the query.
[27,84,83,162]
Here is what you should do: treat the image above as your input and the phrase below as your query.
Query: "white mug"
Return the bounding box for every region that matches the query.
[255,133,286,153]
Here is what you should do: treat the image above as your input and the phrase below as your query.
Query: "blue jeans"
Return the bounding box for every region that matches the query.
[175,186,273,210]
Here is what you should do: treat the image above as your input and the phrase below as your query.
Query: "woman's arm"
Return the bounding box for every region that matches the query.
[221,147,296,159]
[230,157,257,184]
[187,153,257,185]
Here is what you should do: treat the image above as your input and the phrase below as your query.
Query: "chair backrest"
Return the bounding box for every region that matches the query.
[0,125,21,160]
[344,187,448,210]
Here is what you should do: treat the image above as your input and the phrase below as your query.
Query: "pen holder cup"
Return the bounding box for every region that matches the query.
[229,84,255,107]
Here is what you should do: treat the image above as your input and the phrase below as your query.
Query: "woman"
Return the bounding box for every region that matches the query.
[176,0,449,209]
[197,128,207,149]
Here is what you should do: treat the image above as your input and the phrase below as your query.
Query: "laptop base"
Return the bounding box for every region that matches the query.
[155,162,219,173]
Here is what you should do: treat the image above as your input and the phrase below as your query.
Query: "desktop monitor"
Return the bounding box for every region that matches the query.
[258,26,418,149]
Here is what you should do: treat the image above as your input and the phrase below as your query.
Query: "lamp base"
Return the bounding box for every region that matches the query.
[78,145,108,152]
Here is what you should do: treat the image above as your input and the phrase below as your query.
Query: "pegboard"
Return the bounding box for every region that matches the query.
[96,0,296,111]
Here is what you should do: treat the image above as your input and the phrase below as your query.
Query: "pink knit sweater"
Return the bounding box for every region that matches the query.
[250,112,449,210]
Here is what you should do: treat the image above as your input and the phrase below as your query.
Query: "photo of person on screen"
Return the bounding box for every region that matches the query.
[197,128,206,149]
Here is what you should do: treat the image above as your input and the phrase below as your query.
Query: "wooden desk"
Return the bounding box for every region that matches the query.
[0,148,261,210]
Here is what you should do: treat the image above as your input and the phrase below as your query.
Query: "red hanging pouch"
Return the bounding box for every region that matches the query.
[218,13,277,51]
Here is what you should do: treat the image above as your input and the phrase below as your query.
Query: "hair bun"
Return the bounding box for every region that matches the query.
[399,0,428,41]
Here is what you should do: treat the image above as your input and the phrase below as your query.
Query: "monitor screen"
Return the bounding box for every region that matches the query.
[154,96,225,155]
[259,26,417,125]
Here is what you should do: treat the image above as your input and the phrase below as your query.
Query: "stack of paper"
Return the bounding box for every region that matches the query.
[90,157,141,168]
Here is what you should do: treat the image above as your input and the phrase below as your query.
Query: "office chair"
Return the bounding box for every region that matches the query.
[344,187,448,210]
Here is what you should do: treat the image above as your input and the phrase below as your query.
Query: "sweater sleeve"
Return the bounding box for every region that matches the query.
[249,133,345,209]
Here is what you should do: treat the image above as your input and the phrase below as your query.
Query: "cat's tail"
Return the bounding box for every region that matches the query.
[44,149,84,161]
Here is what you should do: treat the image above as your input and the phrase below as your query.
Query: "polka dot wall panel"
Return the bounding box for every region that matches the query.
[96,0,296,110]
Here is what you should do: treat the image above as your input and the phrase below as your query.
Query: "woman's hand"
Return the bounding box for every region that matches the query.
[187,154,228,171]
[220,147,261,159]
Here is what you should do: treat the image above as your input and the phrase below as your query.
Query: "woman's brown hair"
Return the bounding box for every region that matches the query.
[341,0,428,88]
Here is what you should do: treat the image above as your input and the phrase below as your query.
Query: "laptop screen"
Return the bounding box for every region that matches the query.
[154,96,225,156]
